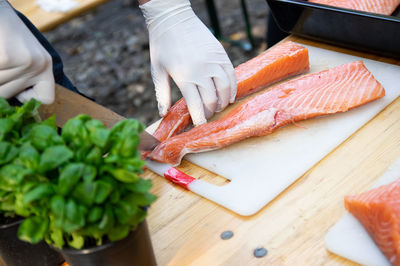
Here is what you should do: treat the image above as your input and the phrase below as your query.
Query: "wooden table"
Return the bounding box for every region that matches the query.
[9,0,110,32]
[39,36,400,265]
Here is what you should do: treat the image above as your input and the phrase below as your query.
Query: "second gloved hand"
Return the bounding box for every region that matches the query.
[0,1,54,104]
[140,0,237,126]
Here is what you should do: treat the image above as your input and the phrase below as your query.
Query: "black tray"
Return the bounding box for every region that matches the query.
[266,0,400,58]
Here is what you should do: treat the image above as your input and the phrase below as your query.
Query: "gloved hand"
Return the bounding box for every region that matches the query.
[140,0,237,126]
[0,0,54,104]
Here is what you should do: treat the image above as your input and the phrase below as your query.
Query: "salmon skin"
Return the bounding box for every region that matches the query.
[152,41,309,142]
[148,61,385,166]
[309,0,400,15]
[345,179,400,265]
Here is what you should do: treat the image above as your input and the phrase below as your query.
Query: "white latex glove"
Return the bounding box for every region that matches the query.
[140,0,237,126]
[0,0,54,104]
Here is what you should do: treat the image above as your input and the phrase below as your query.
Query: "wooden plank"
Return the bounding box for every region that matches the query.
[9,0,110,32]
[38,84,124,128]
[36,36,400,265]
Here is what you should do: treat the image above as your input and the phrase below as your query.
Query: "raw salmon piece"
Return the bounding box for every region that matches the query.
[152,41,309,142]
[148,61,384,166]
[345,179,400,265]
[309,0,400,15]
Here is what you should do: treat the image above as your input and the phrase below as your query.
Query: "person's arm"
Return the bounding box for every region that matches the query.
[0,0,54,104]
[139,0,237,126]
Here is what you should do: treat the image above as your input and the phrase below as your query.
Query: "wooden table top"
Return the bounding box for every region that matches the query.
[145,36,400,266]
[38,36,400,265]
[9,0,110,32]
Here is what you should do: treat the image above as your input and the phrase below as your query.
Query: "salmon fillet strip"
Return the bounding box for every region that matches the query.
[345,179,400,265]
[148,61,385,166]
[309,0,400,15]
[152,41,310,142]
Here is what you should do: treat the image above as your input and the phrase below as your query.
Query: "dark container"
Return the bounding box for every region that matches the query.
[0,218,64,266]
[266,0,400,58]
[59,221,157,266]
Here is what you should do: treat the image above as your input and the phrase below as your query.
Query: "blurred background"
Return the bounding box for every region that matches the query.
[43,0,270,125]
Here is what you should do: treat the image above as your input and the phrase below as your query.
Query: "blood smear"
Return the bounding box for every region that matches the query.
[36,0,78,12]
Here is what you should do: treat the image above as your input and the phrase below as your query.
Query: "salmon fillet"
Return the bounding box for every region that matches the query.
[148,61,385,166]
[309,0,400,15]
[345,179,400,265]
[152,41,309,142]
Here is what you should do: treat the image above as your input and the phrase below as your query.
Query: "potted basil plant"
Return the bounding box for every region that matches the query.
[0,98,64,266]
[16,112,157,266]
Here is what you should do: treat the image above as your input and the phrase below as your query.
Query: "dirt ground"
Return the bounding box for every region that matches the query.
[44,0,270,125]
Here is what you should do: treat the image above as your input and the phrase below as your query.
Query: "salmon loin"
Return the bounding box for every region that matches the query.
[345,179,400,265]
[148,61,385,166]
[152,41,309,142]
[309,0,400,15]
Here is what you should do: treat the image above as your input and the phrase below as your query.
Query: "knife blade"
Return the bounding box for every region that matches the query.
[139,130,161,151]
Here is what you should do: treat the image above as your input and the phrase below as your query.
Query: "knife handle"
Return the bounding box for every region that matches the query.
[164,167,196,190]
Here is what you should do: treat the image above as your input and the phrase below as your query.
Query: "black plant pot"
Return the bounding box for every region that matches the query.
[0,218,64,266]
[59,220,157,266]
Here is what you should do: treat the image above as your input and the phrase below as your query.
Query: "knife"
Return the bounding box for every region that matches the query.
[139,130,161,151]
[138,131,197,190]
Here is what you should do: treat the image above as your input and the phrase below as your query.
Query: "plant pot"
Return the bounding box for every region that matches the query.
[59,220,157,266]
[0,218,64,266]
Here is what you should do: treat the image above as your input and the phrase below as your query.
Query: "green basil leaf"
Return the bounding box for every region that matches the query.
[108,169,139,183]
[49,227,65,249]
[50,195,66,228]
[87,206,103,223]
[72,182,96,206]
[41,115,57,130]
[0,118,14,141]
[0,193,14,212]
[0,98,13,117]
[94,180,112,204]
[10,98,40,128]
[29,124,62,151]
[129,208,147,227]
[17,143,39,170]
[121,158,146,172]
[39,145,73,173]
[0,164,31,190]
[114,201,137,224]
[103,154,118,164]
[58,163,85,195]
[18,216,49,244]
[74,146,92,162]
[14,193,30,217]
[22,181,37,193]
[85,119,110,148]
[23,183,54,204]
[63,199,86,232]
[0,141,18,165]
[108,225,130,242]
[68,233,85,249]
[82,165,96,183]
[124,179,153,193]
[110,190,120,204]
[98,204,114,231]
[124,193,157,207]
[85,146,103,166]
[109,119,144,158]
[61,115,91,149]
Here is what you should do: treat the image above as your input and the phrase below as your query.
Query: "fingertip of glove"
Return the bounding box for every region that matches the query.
[192,116,207,126]
[158,103,169,117]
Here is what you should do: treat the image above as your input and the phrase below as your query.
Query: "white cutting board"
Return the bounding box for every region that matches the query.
[325,158,400,266]
[147,44,400,216]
